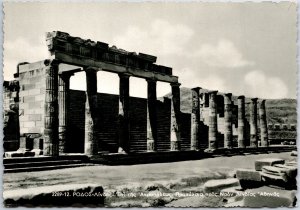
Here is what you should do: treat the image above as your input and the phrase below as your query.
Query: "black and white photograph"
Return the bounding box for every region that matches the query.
[2,1,298,208]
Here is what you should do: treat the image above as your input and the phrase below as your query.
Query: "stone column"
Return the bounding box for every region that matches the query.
[58,72,73,154]
[43,59,59,156]
[224,93,233,149]
[191,87,201,150]
[237,96,246,148]
[170,83,181,151]
[208,91,218,150]
[146,79,157,152]
[259,99,269,147]
[118,73,130,153]
[250,98,258,147]
[84,68,98,156]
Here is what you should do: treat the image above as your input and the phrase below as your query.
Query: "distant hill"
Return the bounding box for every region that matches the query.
[163,87,297,125]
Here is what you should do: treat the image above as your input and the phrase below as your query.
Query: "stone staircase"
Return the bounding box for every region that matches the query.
[3,155,91,173]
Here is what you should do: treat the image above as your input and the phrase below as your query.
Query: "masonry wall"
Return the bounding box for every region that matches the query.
[68,90,191,153]
[18,61,46,135]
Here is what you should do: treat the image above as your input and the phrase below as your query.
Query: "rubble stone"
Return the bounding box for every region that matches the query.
[243,186,296,207]
[204,178,239,193]
[255,158,285,171]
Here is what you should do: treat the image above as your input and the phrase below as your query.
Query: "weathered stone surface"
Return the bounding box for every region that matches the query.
[285,161,297,167]
[259,100,269,147]
[236,169,262,181]
[208,91,218,150]
[31,149,43,156]
[146,79,157,152]
[236,169,263,189]
[170,83,181,151]
[204,178,239,193]
[243,186,296,207]
[223,93,233,148]
[255,158,285,171]
[291,150,297,156]
[263,165,297,179]
[237,96,246,148]
[4,184,104,207]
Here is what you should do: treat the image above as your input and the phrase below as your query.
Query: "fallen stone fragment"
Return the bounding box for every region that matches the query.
[204,178,240,193]
[285,161,297,167]
[236,168,262,189]
[4,184,104,207]
[268,164,297,179]
[255,158,285,171]
[243,186,296,207]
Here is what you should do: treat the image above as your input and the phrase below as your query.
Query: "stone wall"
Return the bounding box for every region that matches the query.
[18,61,46,135]
[3,80,20,151]
[68,90,192,153]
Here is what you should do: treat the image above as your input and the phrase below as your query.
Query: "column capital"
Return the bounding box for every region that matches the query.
[146,78,157,83]
[237,95,245,99]
[84,67,99,72]
[191,87,202,92]
[170,82,181,87]
[208,90,218,95]
[118,73,131,79]
[251,97,258,102]
[224,93,232,97]
[44,59,61,67]
[59,72,74,79]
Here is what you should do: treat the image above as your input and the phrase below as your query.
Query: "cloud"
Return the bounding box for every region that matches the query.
[4,37,48,80]
[244,70,288,99]
[113,19,194,57]
[178,67,227,92]
[195,39,254,68]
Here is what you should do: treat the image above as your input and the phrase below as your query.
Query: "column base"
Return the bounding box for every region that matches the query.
[209,140,217,150]
[170,140,180,151]
[147,140,156,152]
[118,147,128,154]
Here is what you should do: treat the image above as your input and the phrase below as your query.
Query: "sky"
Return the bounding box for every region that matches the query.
[3,1,298,99]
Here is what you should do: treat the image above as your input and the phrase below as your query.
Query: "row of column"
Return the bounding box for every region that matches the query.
[43,60,182,156]
[190,88,269,150]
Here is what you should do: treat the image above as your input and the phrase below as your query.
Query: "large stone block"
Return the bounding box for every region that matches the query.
[236,169,262,189]
[243,186,296,207]
[23,121,35,128]
[255,158,285,171]
[264,165,297,179]
[4,184,104,207]
[28,114,42,121]
[204,178,240,193]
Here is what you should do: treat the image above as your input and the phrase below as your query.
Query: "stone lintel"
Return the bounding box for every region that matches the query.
[54,52,178,83]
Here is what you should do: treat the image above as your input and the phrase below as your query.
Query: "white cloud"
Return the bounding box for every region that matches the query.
[195,39,254,68]
[4,37,48,80]
[244,70,288,99]
[178,67,227,92]
[113,19,194,57]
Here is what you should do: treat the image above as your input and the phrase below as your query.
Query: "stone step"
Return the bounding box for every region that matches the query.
[4,160,83,169]
[4,163,93,173]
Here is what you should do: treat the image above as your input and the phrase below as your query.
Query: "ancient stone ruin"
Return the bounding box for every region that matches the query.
[3,31,283,158]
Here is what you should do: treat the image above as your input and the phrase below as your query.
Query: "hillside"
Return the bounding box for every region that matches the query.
[163,87,297,125]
